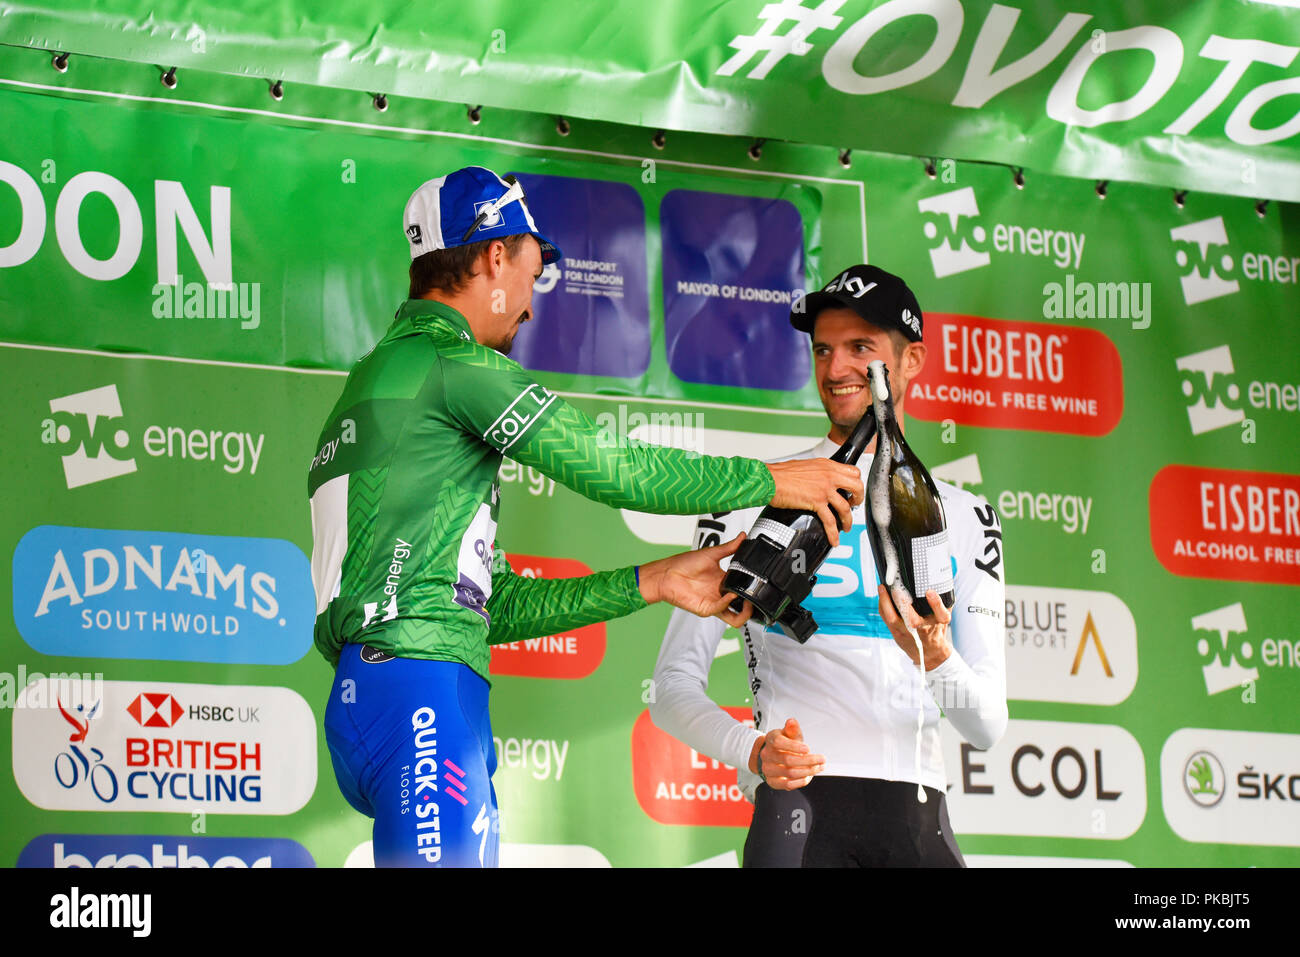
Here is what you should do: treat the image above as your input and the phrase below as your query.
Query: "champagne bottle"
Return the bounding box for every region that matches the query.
[722,411,876,642]
[864,359,955,620]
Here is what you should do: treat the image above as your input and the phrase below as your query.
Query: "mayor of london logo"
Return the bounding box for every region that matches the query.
[1183,750,1225,808]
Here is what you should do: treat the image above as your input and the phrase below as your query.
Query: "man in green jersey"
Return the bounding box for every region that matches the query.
[308,166,862,866]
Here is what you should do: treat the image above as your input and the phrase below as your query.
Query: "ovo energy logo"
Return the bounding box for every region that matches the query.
[1191,602,1258,696]
[917,187,990,278]
[1176,345,1243,435]
[44,385,136,489]
[1170,217,1240,305]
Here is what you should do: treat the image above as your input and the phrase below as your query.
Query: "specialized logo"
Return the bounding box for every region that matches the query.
[1191,602,1258,696]
[40,384,267,488]
[19,833,316,868]
[942,719,1146,840]
[631,708,755,828]
[918,187,991,278]
[1161,728,1300,847]
[908,313,1121,436]
[1176,345,1243,435]
[1171,217,1240,305]
[1003,585,1138,706]
[12,678,316,813]
[1183,751,1226,808]
[489,554,607,679]
[13,526,315,664]
[45,385,136,489]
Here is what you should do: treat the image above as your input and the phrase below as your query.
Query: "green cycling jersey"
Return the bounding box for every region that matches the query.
[307,298,776,679]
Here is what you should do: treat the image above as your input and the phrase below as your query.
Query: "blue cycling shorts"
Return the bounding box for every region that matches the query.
[324,644,500,867]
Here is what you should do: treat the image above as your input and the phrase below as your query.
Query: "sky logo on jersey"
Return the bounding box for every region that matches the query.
[19,834,316,868]
[12,526,314,664]
[12,678,316,814]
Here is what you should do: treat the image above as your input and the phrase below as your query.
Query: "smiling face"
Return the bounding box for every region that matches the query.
[484,235,544,355]
[811,307,923,443]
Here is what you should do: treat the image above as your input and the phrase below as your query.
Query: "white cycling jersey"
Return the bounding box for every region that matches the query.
[650,436,1008,798]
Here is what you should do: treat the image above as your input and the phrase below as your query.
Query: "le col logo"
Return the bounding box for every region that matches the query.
[12,525,314,665]
[11,678,316,814]
[41,383,266,489]
[917,186,1085,279]
[1176,343,1298,437]
[1170,216,1299,306]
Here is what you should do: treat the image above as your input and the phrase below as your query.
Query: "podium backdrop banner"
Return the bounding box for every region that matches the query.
[1,51,1297,868]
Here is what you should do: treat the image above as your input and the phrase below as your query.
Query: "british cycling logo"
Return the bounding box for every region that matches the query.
[12,525,314,665]
[1170,217,1240,305]
[1183,750,1225,808]
[1191,602,1259,696]
[40,383,267,489]
[12,678,316,813]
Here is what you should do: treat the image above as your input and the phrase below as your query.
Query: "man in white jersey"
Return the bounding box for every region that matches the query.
[650,264,1008,867]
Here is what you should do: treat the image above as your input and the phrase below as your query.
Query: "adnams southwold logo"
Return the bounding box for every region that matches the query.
[41,383,266,489]
[12,525,314,665]
[1170,216,1299,305]
[1175,344,1297,436]
[917,186,1085,279]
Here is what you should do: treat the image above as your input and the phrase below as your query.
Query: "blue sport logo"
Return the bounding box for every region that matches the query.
[19,833,315,867]
[12,526,313,664]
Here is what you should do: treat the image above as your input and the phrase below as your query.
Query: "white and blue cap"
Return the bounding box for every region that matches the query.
[403,166,562,265]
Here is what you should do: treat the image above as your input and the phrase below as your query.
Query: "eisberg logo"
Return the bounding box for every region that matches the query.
[1183,751,1226,808]
[19,833,316,868]
[1171,217,1239,305]
[41,384,267,489]
[918,187,990,278]
[1191,602,1257,696]
[1176,345,1243,435]
[12,526,314,665]
[45,385,136,489]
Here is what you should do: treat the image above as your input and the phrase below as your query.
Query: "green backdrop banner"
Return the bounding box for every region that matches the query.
[3,0,1300,200]
[2,49,1297,868]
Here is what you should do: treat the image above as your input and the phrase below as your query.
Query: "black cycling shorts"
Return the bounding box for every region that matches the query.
[742,775,965,868]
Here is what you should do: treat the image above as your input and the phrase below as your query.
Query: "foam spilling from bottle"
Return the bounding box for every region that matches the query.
[866,360,927,805]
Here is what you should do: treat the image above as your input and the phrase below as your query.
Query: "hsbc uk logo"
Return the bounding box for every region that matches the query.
[40,383,266,488]
[1176,345,1243,435]
[918,187,990,278]
[127,693,183,729]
